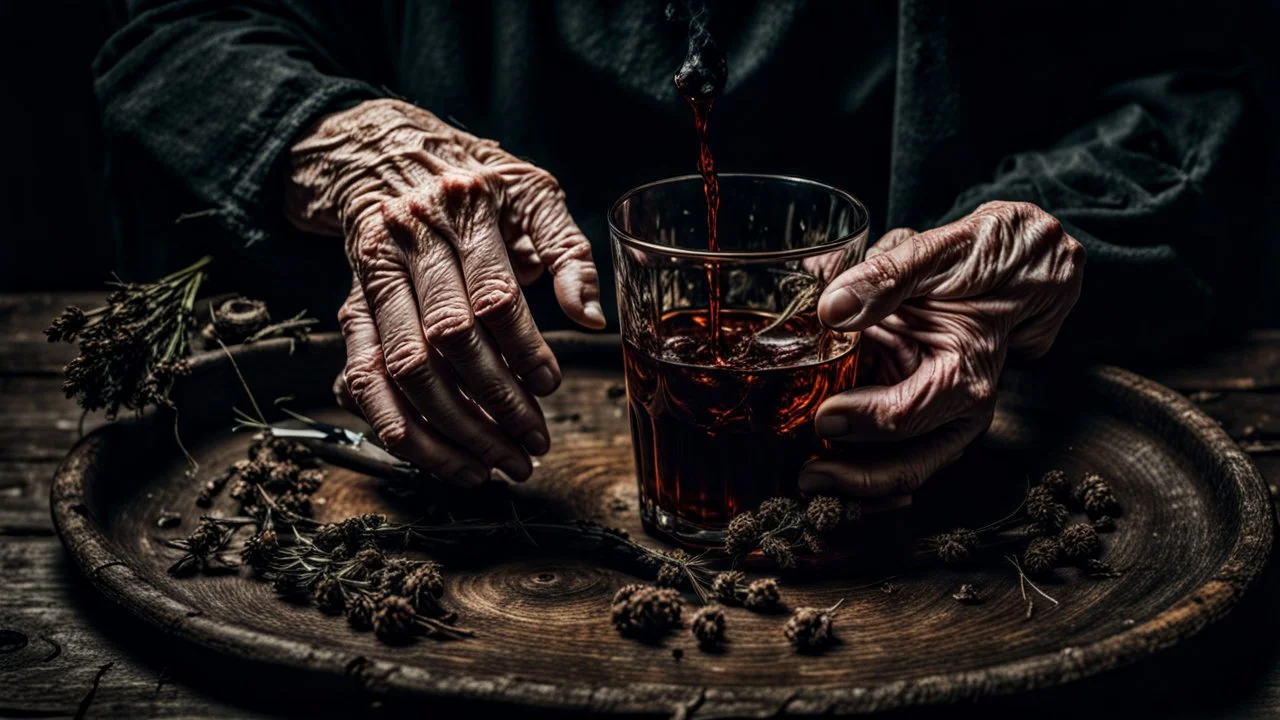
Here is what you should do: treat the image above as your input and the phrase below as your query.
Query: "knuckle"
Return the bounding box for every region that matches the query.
[964,376,996,407]
[470,276,522,321]
[421,307,476,347]
[860,251,905,293]
[373,414,411,452]
[382,341,431,382]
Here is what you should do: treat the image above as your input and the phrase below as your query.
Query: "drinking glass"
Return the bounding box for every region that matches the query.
[610,174,869,544]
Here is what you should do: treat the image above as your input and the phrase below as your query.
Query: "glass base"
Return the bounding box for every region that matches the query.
[639,496,726,548]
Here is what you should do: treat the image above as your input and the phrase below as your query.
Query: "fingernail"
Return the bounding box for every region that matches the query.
[457,468,487,487]
[522,430,550,456]
[525,364,558,395]
[815,414,849,438]
[798,472,835,492]
[582,301,606,328]
[820,287,862,328]
[498,454,533,482]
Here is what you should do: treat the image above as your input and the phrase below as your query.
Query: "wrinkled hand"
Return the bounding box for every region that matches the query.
[800,201,1085,497]
[286,99,604,486]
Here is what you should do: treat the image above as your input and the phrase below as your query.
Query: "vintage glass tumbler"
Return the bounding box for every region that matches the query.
[610,174,869,544]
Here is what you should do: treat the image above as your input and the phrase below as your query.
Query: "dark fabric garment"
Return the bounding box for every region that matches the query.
[93,0,1265,361]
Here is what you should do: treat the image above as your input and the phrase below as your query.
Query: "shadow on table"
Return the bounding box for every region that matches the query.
[59,546,1280,719]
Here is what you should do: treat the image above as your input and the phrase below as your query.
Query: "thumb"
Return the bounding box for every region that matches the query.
[818,227,957,332]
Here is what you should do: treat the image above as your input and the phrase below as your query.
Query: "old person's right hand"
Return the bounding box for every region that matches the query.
[285,99,605,487]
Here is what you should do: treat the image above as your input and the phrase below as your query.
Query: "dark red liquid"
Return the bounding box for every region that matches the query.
[688,97,723,355]
[624,310,859,534]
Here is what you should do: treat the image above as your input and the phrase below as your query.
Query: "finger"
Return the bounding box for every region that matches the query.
[508,234,545,286]
[1008,233,1085,359]
[332,372,359,414]
[381,201,551,465]
[337,285,488,487]
[814,352,995,443]
[353,211,538,480]
[818,223,970,332]
[472,148,605,329]
[867,227,917,258]
[860,324,922,385]
[400,181,562,397]
[798,413,991,497]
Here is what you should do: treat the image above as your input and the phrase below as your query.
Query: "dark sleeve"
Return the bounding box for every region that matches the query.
[93,0,388,245]
[939,69,1261,360]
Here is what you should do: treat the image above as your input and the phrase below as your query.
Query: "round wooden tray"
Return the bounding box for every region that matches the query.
[51,333,1273,716]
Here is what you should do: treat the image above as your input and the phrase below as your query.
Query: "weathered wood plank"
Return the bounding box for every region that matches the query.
[0,377,107,461]
[0,461,57,535]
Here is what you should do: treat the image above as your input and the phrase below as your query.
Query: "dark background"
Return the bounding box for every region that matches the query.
[2,1,1278,324]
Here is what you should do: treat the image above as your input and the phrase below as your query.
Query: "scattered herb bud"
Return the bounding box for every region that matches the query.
[272,572,303,597]
[952,584,981,604]
[844,501,863,524]
[240,529,278,573]
[744,578,781,612]
[313,575,345,615]
[1075,473,1121,517]
[1040,469,1071,499]
[345,592,377,630]
[711,571,745,604]
[353,547,387,577]
[656,563,684,588]
[933,528,980,564]
[804,496,844,535]
[373,558,418,595]
[1092,515,1117,533]
[1059,522,1101,560]
[611,584,683,640]
[1023,536,1061,575]
[1026,486,1069,532]
[801,530,825,555]
[690,605,726,648]
[784,601,842,651]
[760,536,796,568]
[403,563,445,615]
[724,512,762,555]
[373,595,417,643]
[757,498,800,529]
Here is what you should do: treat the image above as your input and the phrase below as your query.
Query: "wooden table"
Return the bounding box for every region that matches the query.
[2,292,1278,718]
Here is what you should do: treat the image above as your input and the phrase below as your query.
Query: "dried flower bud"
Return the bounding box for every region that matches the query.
[264,461,300,490]
[952,584,981,604]
[610,584,683,640]
[275,491,312,517]
[373,595,417,643]
[1059,522,1101,560]
[744,578,781,612]
[933,528,979,565]
[690,605,726,648]
[844,501,863,524]
[1040,469,1071,499]
[801,531,825,555]
[656,563,684,588]
[1026,486,1069,533]
[295,468,325,493]
[1023,536,1061,575]
[45,306,88,342]
[313,574,345,614]
[271,572,303,597]
[351,547,386,579]
[211,296,271,345]
[804,496,844,535]
[711,571,745,604]
[312,523,345,551]
[1092,515,1116,533]
[784,604,838,650]
[403,562,445,615]
[373,558,418,595]
[1075,473,1120,517]
[346,592,377,630]
[757,497,800,529]
[760,536,796,568]
[724,512,762,555]
[240,529,278,573]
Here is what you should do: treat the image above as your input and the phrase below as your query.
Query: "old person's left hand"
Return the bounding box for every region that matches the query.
[800,201,1085,497]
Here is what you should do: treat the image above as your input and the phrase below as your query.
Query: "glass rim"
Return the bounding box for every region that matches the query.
[609,173,869,262]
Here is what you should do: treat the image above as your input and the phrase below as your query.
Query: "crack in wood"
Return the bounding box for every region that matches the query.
[73,662,113,720]
[37,634,61,662]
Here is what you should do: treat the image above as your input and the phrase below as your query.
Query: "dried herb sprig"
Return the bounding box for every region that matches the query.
[784,599,843,651]
[723,495,860,567]
[48,256,211,419]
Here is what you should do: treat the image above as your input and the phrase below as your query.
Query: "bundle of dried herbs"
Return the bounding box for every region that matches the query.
[46,256,211,419]
[723,495,860,566]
